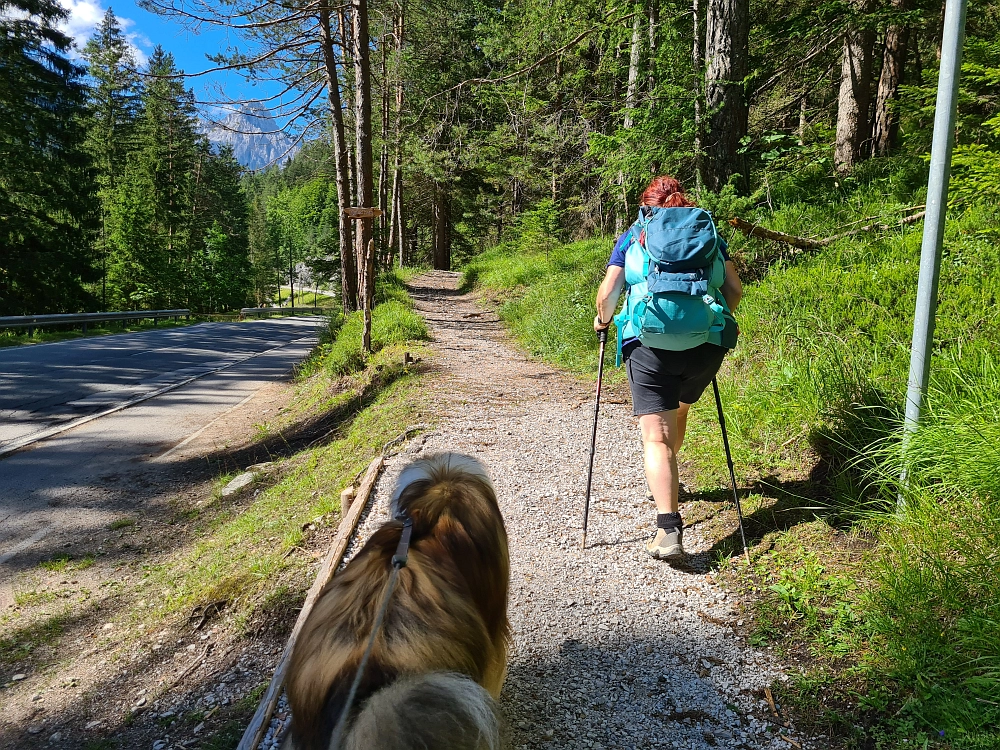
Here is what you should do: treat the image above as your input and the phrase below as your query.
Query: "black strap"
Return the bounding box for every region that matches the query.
[392,516,413,568]
[328,515,413,750]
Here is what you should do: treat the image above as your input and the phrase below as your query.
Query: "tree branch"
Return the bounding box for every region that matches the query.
[729,209,926,251]
[425,8,642,102]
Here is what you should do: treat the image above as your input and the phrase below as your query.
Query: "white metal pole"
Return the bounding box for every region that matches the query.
[899,0,968,506]
[902,0,968,436]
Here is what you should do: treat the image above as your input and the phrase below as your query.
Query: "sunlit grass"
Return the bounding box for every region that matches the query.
[463,178,1000,746]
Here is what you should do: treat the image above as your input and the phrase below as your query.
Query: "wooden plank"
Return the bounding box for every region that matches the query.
[237,455,385,750]
[342,207,383,219]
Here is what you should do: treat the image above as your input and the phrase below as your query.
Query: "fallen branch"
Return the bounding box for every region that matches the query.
[729,210,926,252]
[729,217,826,250]
[764,686,779,716]
[236,455,384,750]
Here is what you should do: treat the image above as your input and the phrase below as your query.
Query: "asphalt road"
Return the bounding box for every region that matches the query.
[0,317,325,584]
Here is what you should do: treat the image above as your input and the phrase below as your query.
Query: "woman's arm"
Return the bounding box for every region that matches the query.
[594,265,625,330]
[720,260,743,312]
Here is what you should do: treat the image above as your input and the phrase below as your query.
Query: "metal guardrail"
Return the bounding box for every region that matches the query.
[0,309,190,336]
[240,306,323,318]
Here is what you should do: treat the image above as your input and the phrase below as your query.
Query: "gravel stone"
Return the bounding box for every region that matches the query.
[222,471,255,497]
[257,272,810,750]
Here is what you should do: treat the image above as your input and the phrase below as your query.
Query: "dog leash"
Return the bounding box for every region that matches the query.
[328,515,414,750]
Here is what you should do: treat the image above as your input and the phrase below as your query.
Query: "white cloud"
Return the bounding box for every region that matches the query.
[56,0,150,65]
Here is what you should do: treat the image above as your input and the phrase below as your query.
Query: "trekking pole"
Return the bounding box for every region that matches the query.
[582,328,608,550]
[712,377,752,565]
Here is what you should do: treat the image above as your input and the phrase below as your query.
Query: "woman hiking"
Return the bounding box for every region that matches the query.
[594,175,743,561]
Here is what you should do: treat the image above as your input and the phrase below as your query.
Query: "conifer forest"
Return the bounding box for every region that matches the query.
[3,0,998,318]
[5,0,1000,744]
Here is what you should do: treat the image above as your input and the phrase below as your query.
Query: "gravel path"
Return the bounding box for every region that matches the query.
[268,270,809,750]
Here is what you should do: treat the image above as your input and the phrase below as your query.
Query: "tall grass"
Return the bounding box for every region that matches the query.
[301,270,428,377]
[864,383,1000,744]
[463,178,1000,745]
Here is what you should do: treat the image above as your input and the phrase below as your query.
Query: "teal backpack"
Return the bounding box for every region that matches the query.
[613,207,737,365]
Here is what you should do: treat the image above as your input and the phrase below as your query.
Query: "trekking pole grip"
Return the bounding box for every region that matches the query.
[597,328,608,344]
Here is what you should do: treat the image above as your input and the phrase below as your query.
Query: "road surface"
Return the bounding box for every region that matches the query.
[0,317,325,585]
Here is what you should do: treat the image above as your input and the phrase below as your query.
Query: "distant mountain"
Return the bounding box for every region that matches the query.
[204,106,298,170]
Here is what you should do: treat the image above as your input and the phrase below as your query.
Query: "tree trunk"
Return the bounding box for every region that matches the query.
[377,30,390,255]
[692,0,703,192]
[319,6,357,312]
[935,0,946,60]
[351,0,375,351]
[647,0,659,95]
[388,1,405,268]
[432,184,450,270]
[834,0,876,173]
[623,11,643,131]
[338,8,358,211]
[702,0,749,192]
[873,0,910,157]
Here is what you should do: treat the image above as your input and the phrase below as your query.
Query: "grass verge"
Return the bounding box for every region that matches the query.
[463,166,1000,748]
[144,269,430,631]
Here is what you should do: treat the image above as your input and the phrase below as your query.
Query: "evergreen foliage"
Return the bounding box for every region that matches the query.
[1,19,252,316]
[0,0,97,314]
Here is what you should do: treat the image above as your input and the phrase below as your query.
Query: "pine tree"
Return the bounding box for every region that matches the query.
[83,7,141,309]
[137,46,199,306]
[0,0,98,315]
[191,144,250,312]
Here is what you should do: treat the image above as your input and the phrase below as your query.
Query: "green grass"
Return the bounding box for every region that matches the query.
[38,554,96,572]
[299,270,428,379]
[463,167,1000,747]
[13,589,58,607]
[140,270,429,631]
[274,287,338,309]
[0,610,70,666]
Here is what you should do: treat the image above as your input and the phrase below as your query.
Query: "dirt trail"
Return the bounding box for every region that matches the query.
[347,271,810,750]
[0,272,811,750]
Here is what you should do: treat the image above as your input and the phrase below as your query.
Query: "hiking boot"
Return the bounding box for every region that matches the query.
[645,526,685,560]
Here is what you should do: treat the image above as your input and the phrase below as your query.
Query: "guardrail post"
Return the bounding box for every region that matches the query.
[82,322,88,334]
[28,326,33,337]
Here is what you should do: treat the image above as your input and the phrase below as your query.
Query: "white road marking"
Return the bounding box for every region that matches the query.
[0,526,49,565]
[153,389,260,462]
[0,335,316,460]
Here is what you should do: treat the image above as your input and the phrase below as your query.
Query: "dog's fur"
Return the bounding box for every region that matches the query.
[285,453,510,750]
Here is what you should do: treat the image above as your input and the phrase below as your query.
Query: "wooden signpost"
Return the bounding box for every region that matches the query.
[343,207,383,353]
[342,207,383,220]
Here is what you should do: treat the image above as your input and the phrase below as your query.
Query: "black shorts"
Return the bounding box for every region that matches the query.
[624,341,727,415]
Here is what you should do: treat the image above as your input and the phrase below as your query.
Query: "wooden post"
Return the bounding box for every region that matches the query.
[343,207,382,354]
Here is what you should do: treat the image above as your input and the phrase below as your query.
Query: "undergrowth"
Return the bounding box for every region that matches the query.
[132,270,430,637]
[464,164,1000,748]
[298,270,428,379]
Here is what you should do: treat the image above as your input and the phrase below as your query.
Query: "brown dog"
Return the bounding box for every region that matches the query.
[285,453,510,750]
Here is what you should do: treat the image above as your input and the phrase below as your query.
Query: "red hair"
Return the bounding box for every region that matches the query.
[640,175,696,208]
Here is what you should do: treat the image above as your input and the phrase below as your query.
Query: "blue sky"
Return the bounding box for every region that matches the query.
[57,0,282,116]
